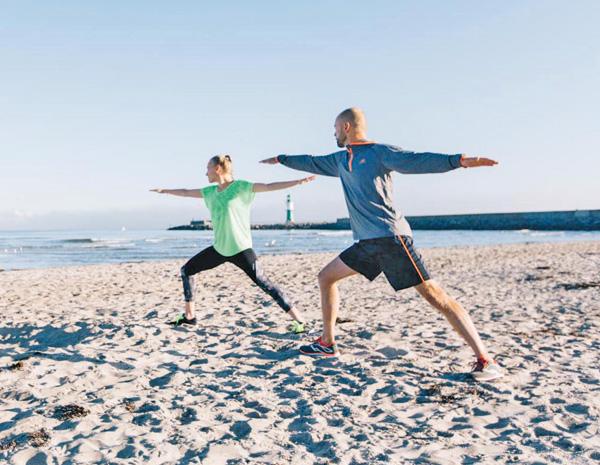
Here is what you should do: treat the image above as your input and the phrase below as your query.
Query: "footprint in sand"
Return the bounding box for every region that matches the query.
[564,403,589,415]
[132,402,161,427]
[243,400,270,416]
[376,346,409,359]
[11,450,49,465]
[180,407,198,425]
[149,371,174,388]
[230,420,252,439]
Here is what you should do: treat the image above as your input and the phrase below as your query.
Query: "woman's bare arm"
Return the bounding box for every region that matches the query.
[252,176,316,193]
[150,188,203,198]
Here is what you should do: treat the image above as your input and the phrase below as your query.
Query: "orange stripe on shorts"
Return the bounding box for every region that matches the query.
[397,236,426,283]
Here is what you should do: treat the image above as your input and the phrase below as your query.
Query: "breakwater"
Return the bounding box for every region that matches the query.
[169,209,600,231]
[405,209,600,231]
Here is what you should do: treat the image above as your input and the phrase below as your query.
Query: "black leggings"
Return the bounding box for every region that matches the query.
[180,246,292,312]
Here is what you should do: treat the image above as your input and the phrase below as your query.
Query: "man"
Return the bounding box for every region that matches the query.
[260,108,503,382]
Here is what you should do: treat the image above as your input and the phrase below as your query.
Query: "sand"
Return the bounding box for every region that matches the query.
[1,241,599,465]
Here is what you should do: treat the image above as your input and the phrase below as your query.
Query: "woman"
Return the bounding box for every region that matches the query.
[151,154,314,333]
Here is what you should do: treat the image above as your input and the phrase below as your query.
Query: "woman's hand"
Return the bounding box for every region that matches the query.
[298,175,316,185]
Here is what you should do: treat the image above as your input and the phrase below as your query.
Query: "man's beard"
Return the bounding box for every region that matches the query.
[336,137,345,148]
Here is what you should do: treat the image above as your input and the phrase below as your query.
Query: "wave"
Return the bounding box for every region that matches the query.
[61,238,97,243]
[1,248,23,254]
[81,241,136,249]
[315,231,353,237]
[529,232,565,237]
[62,238,134,247]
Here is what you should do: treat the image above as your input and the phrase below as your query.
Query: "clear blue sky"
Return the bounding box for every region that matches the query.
[1,1,598,230]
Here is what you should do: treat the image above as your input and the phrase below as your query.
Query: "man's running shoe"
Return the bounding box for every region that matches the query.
[299,337,338,357]
[287,320,306,334]
[169,314,197,326]
[471,358,504,382]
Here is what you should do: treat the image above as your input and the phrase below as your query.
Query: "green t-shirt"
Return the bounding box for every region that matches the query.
[201,180,255,256]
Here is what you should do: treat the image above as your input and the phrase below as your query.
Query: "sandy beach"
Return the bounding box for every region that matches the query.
[1,241,599,465]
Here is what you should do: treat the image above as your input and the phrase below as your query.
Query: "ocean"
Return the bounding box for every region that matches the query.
[1,229,599,270]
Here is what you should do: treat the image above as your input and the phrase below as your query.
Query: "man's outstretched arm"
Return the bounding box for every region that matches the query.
[260,152,341,177]
[381,149,497,174]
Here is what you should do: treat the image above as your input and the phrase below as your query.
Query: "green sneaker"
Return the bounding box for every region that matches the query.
[287,320,306,334]
[169,314,197,326]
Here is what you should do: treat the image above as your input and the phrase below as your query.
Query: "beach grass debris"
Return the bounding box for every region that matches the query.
[420,383,487,404]
[555,281,600,290]
[6,360,24,371]
[0,438,18,451]
[28,429,51,447]
[54,404,90,421]
[123,400,136,413]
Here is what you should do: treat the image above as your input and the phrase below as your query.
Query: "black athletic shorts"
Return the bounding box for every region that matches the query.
[339,235,431,291]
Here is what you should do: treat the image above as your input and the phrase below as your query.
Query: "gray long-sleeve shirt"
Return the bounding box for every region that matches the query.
[277,142,462,240]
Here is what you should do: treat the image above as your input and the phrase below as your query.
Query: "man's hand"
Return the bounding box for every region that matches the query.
[460,156,498,168]
[259,157,279,164]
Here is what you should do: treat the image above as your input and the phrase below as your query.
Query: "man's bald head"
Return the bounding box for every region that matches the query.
[336,108,367,129]
[334,107,368,147]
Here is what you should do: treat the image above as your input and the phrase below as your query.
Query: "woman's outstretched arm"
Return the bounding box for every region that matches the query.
[150,188,203,198]
[252,175,316,193]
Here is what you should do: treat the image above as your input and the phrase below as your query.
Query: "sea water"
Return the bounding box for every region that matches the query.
[1,229,599,270]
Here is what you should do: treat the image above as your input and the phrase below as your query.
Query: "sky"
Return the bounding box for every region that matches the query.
[1,1,599,230]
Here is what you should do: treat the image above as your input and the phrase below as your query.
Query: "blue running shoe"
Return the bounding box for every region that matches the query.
[299,337,338,357]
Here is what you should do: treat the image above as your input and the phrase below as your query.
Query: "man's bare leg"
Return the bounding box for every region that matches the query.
[317,257,358,345]
[415,279,491,361]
